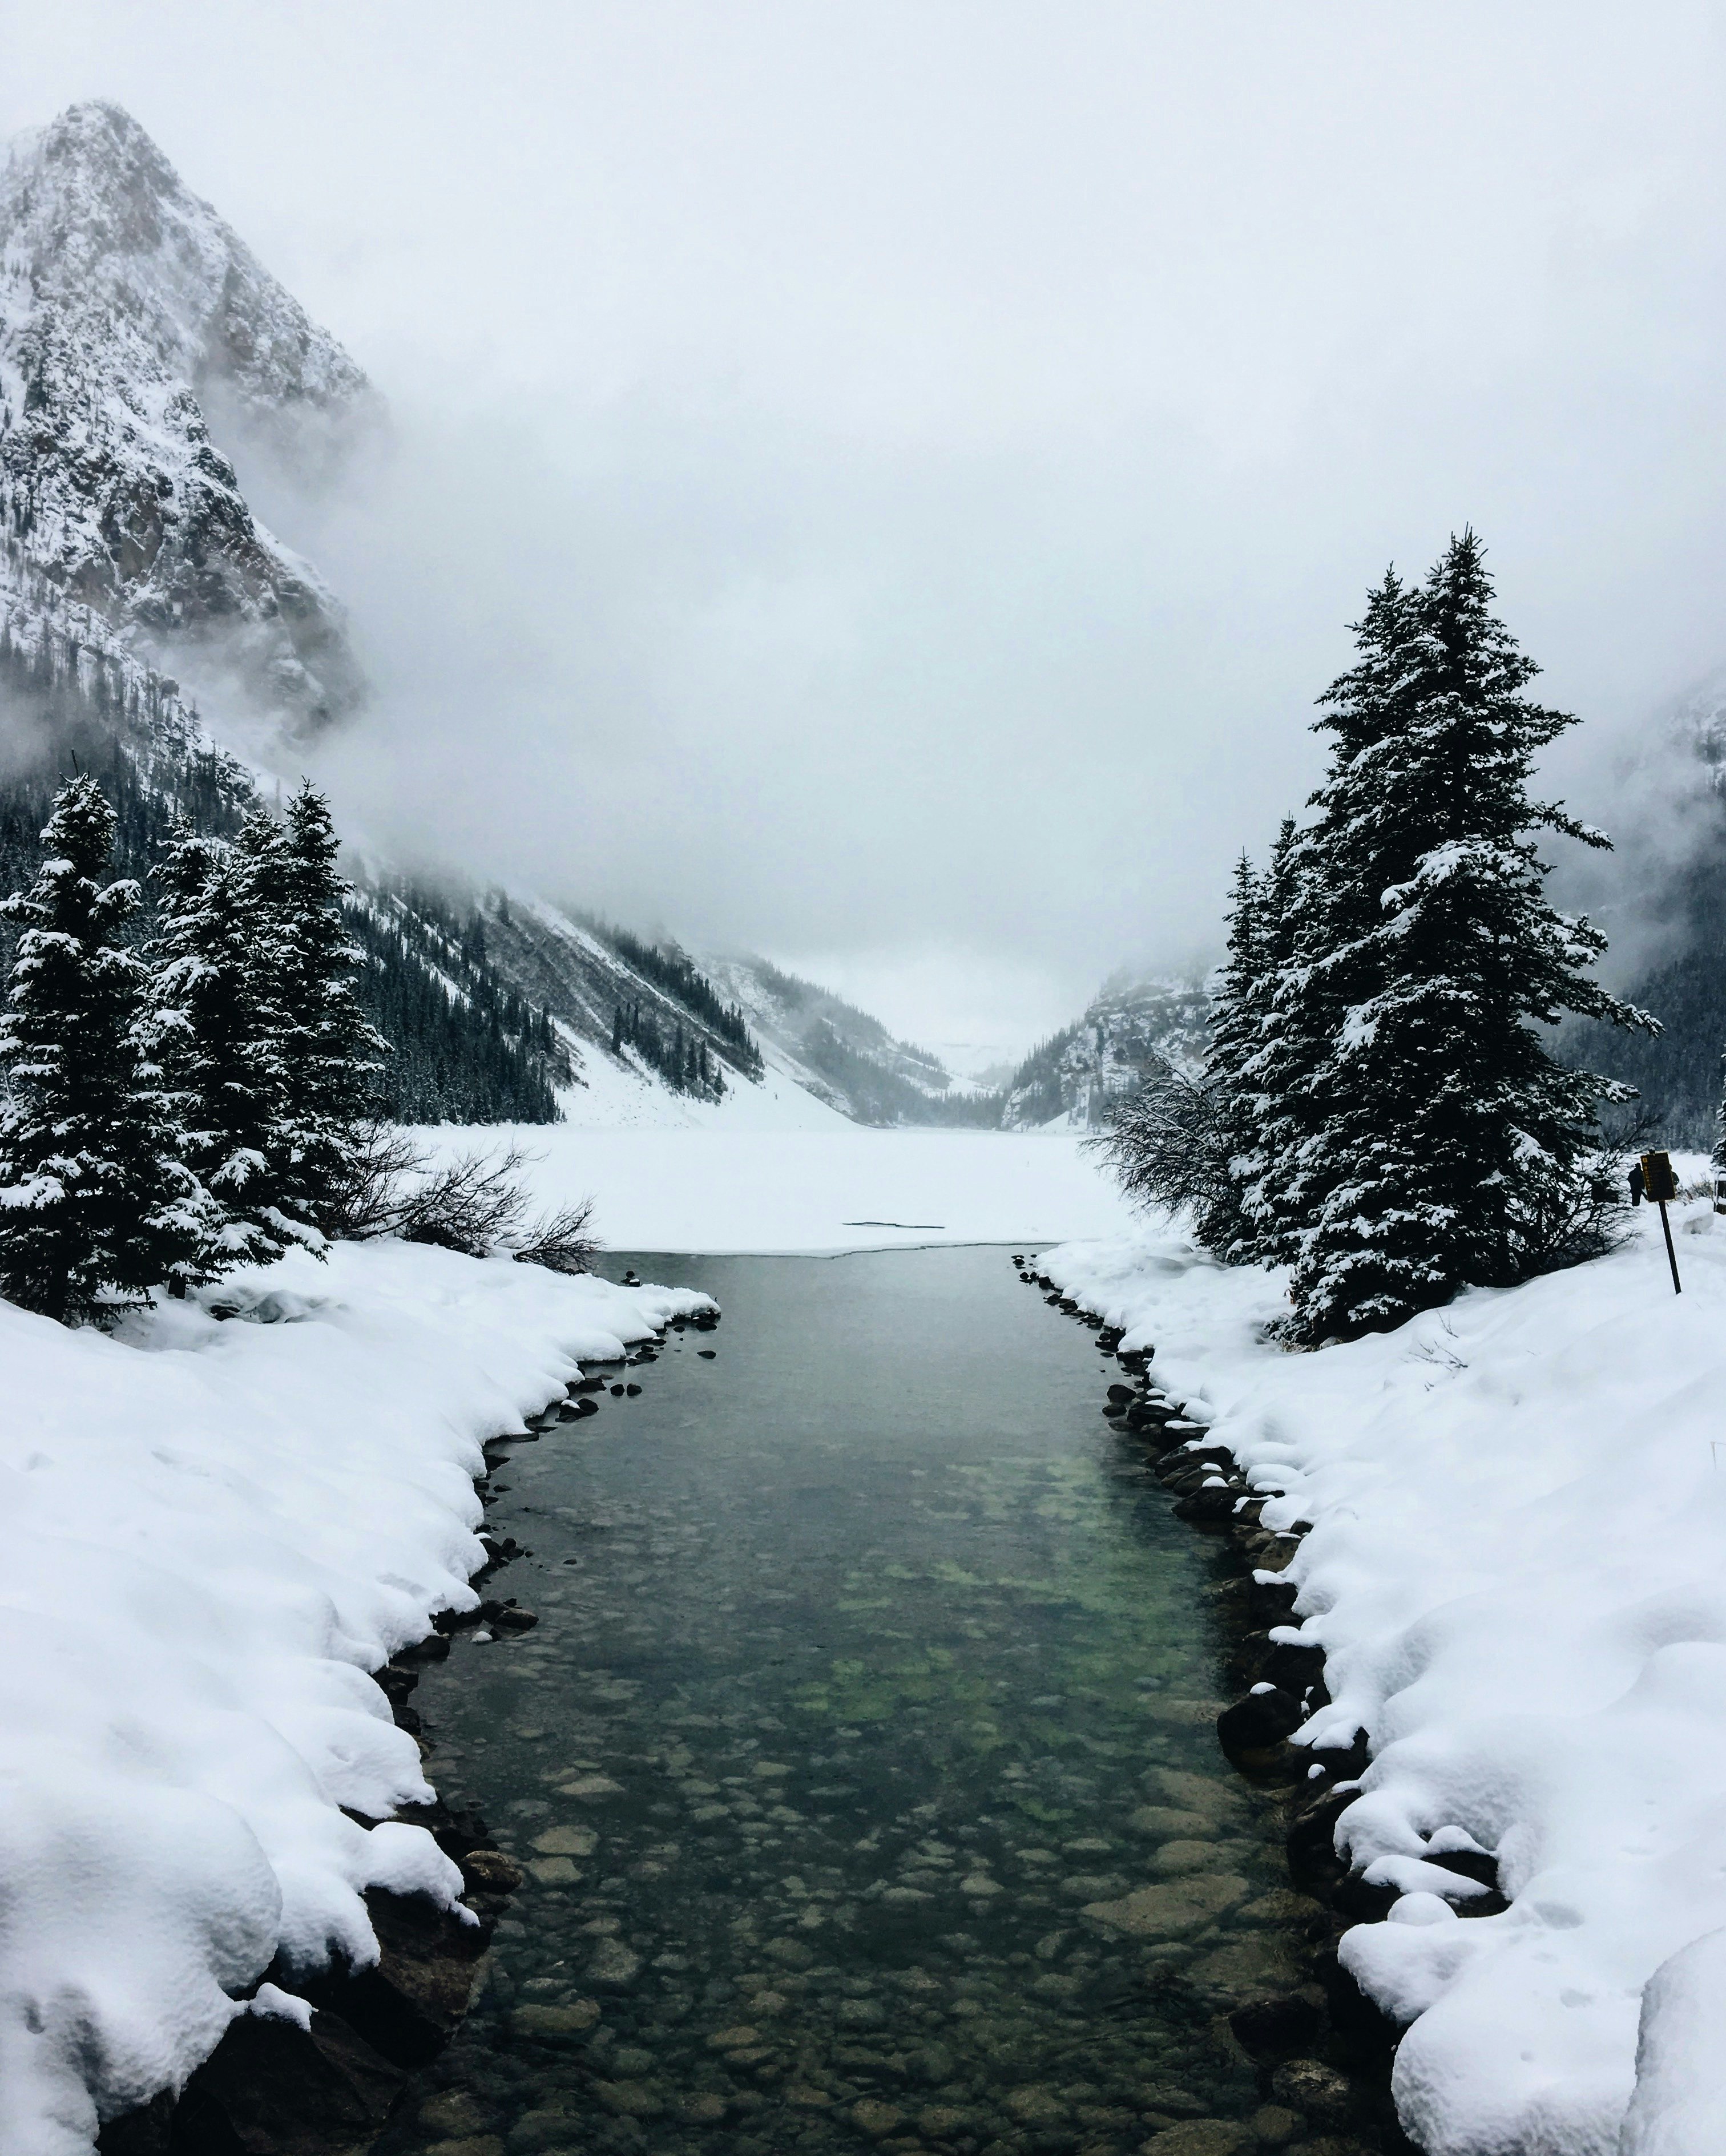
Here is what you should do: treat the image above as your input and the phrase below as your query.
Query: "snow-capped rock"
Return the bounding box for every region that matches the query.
[0,101,373,738]
[1002,974,1213,1129]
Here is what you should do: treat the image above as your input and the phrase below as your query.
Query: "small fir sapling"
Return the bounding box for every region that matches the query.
[1199,850,1268,1258]
[1088,856,1267,1253]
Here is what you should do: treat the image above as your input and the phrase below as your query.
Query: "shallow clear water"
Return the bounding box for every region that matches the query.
[386,1246,1317,2156]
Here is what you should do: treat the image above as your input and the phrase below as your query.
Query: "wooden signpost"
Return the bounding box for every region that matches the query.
[1642,1149,1681,1296]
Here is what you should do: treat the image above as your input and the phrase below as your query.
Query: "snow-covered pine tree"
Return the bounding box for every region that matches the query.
[1715,1055,1726,1178]
[1233,817,1326,1266]
[148,815,318,1272]
[273,782,387,1232]
[1244,569,1427,1277]
[0,777,201,1321]
[1197,852,1264,1257]
[1091,852,1277,1249]
[1289,530,1653,1341]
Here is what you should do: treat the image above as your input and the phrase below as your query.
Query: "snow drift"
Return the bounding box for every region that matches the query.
[1037,1202,1726,2156]
[0,1239,711,2155]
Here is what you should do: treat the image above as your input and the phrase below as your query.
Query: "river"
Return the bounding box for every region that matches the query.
[380,1245,1316,2156]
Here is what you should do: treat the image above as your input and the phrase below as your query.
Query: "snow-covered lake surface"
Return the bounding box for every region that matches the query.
[418,1121,1135,1254]
[1040,1198,1726,2156]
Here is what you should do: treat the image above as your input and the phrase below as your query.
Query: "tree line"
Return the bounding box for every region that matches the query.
[0,774,382,1319]
[602,927,764,1075]
[611,999,727,1097]
[1096,531,1656,1345]
[348,888,566,1124]
[0,627,571,1131]
[0,773,594,1326]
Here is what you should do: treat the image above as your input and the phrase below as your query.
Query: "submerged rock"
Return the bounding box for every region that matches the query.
[586,1939,643,1989]
[1270,2057,1360,2129]
[1227,1992,1325,2062]
[1080,1872,1249,1938]
[512,2000,600,2036]
[1140,2123,1253,2156]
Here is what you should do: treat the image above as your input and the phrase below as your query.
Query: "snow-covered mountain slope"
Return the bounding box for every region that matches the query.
[0,102,371,739]
[702,951,1003,1125]
[455,895,1002,1128]
[0,102,1021,1136]
[1667,663,1726,794]
[1002,973,1212,1129]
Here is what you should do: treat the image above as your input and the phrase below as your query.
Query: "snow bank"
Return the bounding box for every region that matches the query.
[0,1240,712,2156]
[418,1124,1135,1253]
[1037,1202,1726,2156]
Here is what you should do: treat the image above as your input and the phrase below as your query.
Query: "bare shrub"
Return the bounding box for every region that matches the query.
[505,1198,601,1275]
[1085,1057,1248,1255]
[326,1121,426,1240]
[329,1124,598,1273]
[1503,1146,1634,1280]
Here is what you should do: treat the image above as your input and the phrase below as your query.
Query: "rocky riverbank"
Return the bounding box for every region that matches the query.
[98,1299,720,2156]
[336,1245,1398,2156]
[1014,1253,1425,2156]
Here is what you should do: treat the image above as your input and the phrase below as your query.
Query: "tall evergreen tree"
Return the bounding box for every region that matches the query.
[0,777,201,1320]
[1250,570,1427,1273]
[273,783,386,1232]
[1288,531,1652,1339]
[1199,851,1265,1257]
[148,817,317,1271]
[1235,817,1320,1266]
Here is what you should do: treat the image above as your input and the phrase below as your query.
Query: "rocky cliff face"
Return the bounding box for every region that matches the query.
[0,103,1003,1130]
[0,102,372,738]
[1001,975,1213,1130]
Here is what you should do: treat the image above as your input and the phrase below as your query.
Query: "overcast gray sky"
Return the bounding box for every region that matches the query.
[7,2,1726,1053]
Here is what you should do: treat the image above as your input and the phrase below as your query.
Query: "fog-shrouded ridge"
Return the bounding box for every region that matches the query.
[13,0,1706,1048]
[10,7,1726,1050]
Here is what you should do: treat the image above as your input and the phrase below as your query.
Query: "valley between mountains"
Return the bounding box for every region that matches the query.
[8,87,1726,2156]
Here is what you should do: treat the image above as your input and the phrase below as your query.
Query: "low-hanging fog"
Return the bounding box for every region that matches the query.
[9,2,1726,1053]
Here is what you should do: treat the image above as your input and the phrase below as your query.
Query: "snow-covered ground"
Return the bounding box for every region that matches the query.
[419,1118,1135,1253]
[1037,1198,1726,2156]
[0,1241,712,2156]
[552,1041,859,1132]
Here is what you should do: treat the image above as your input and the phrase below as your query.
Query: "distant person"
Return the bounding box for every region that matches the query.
[1628,1162,1646,1208]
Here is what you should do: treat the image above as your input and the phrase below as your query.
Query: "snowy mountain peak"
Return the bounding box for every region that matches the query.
[0,102,372,739]
[3,101,369,431]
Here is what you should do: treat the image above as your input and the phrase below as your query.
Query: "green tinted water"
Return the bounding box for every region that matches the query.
[388,1247,1317,2156]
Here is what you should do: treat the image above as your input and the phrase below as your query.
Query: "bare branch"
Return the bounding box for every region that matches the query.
[327,1123,600,1274]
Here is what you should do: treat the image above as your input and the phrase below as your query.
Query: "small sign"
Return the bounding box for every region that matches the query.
[1642,1150,1679,1205]
[1642,1149,1684,1295]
